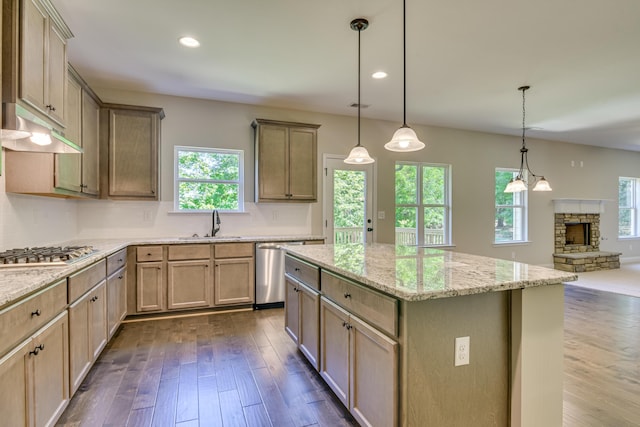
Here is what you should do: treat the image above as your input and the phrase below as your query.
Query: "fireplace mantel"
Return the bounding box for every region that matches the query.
[552,198,610,214]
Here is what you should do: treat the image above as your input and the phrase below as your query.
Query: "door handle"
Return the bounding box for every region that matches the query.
[367,228,373,232]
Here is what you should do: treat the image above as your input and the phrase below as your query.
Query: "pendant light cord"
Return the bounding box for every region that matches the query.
[357,24,362,147]
[402,0,407,126]
[521,86,526,149]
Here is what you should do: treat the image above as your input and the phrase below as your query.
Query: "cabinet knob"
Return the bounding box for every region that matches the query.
[118,275,123,279]
[294,267,301,272]
[31,309,41,317]
[344,293,351,299]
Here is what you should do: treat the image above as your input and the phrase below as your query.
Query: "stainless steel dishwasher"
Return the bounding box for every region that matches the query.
[255,241,304,309]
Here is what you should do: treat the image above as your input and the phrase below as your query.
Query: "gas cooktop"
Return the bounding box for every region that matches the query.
[0,245,96,267]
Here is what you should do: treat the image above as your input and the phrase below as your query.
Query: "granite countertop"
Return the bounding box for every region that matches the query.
[284,243,578,301]
[0,235,323,308]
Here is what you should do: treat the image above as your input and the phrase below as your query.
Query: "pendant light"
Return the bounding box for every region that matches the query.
[504,85,552,193]
[384,0,425,152]
[344,18,375,165]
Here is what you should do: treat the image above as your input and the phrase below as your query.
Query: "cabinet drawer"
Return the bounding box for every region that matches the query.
[285,255,320,290]
[68,259,107,303]
[321,270,398,337]
[168,244,210,261]
[107,248,127,275]
[136,246,163,262]
[0,279,67,357]
[214,243,253,259]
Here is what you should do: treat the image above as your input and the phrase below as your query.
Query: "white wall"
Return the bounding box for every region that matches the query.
[0,154,78,248]
[3,87,640,265]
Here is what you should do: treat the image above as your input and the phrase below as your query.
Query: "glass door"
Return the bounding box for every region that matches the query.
[323,155,375,244]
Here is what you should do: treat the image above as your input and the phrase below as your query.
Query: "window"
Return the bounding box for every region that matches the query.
[174,146,244,212]
[495,169,527,243]
[395,162,451,246]
[619,177,640,237]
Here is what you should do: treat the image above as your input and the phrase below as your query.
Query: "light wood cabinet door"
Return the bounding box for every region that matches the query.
[349,315,398,427]
[56,72,82,192]
[20,0,47,112]
[288,127,317,200]
[298,283,320,370]
[31,312,70,427]
[107,266,127,339]
[68,281,106,394]
[68,290,92,393]
[284,276,300,343]
[19,0,67,126]
[81,91,100,196]
[214,257,254,305]
[320,297,350,406]
[107,107,160,199]
[90,282,107,361]
[136,262,164,312]
[167,260,211,310]
[0,339,30,427]
[257,124,288,200]
[46,23,66,124]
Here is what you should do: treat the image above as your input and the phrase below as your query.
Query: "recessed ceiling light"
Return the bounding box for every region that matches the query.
[179,36,200,48]
[372,71,387,79]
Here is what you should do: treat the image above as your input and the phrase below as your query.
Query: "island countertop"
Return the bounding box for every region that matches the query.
[283,243,577,301]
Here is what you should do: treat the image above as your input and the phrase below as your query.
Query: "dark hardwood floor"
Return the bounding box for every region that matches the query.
[56,309,357,427]
[563,285,640,427]
[57,286,640,426]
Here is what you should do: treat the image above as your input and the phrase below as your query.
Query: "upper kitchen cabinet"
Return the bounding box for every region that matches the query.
[2,0,72,128]
[252,119,320,202]
[55,65,101,197]
[101,104,164,200]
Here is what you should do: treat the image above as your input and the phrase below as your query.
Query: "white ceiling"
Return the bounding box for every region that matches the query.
[52,0,640,151]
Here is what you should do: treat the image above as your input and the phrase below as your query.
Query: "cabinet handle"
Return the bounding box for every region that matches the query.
[147,253,152,256]
[46,104,56,111]
[157,267,161,270]
[294,267,301,272]
[118,275,123,279]
[118,258,123,262]
[31,309,41,317]
[344,293,351,299]
[29,344,44,356]
[91,295,99,302]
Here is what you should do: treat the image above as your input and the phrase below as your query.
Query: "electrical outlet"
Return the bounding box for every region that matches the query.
[511,251,516,260]
[378,211,385,220]
[142,210,152,222]
[455,336,470,366]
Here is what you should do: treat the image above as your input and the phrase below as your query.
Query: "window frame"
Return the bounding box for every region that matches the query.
[618,176,639,238]
[173,145,245,213]
[394,161,452,247]
[494,168,528,244]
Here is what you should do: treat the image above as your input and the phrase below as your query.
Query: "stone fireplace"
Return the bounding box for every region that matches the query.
[552,199,620,272]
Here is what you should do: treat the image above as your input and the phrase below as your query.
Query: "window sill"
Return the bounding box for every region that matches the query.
[618,236,640,240]
[493,241,531,247]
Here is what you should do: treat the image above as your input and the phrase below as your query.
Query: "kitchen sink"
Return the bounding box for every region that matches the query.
[178,235,242,240]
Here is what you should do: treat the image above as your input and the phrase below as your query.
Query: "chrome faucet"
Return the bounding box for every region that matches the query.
[211,209,221,237]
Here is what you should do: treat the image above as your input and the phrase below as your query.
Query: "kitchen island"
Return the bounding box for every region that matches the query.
[283,243,577,427]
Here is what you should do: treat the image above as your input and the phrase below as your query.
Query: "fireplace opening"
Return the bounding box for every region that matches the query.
[565,223,591,246]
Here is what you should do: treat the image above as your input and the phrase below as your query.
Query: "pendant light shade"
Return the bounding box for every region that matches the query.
[345,145,374,164]
[385,125,425,152]
[503,85,552,193]
[344,18,374,165]
[385,0,425,153]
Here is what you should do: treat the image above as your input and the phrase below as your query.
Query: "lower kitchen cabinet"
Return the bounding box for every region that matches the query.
[167,260,211,310]
[214,257,254,305]
[284,277,300,343]
[285,275,320,370]
[0,312,69,427]
[320,297,398,427]
[106,266,127,339]
[68,280,107,394]
[136,262,164,312]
